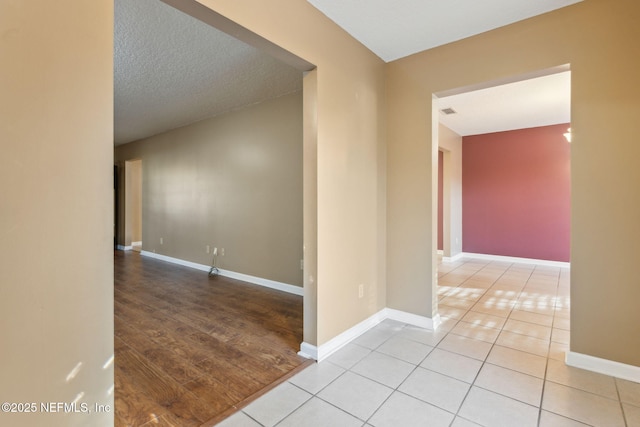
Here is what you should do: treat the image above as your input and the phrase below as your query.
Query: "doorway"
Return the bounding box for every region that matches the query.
[435,66,571,264]
[124,159,142,251]
[113,1,317,423]
[115,159,143,251]
[434,66,572,334]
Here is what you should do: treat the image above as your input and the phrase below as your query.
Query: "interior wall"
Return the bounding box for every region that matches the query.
[303,69,318,346]
[462,124,571,262]
[124,159,142,246]
[191,0,387,346]
[115,92,304,287]
[387,0,640,366]
[115,163,126,246]
[437,150,444,251]
[438,124,463,258]
[0,0,114,426]
[131,160,143,242]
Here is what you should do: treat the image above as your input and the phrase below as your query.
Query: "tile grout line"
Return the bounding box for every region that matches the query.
[614,359,629,427]
[442,259,535,424]
[252,258,583,427]
[534,262,561,427]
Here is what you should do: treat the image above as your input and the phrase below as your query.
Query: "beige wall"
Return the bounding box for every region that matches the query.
[303,70,319,346]
[438,124,463,258]
[0,0,114,426]
[387,0,640,366]
[191,0,388,345]
[123,159,142,245]
[115,92,304,286]
[5,3,636,421]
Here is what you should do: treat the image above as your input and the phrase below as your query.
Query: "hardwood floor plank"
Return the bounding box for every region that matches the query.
[116,347,216,426]
[115,317,204,385]
[114,250,308,426]
[199,358,316,427]
[115,349,171,427]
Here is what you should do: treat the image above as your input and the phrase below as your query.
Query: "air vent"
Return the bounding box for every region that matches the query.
[440,107,457,115]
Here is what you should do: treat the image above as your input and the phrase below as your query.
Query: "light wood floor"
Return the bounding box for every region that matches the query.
[114,251,311,426]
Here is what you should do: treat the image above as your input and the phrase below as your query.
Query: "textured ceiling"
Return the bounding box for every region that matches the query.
[114,0,302,145]
[438,71,571,136]
[115,0,577,146]
[307,0,582,62]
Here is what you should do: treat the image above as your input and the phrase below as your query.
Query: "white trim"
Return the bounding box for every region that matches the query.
[219,268,304,296]
[314,310,388,362]
[566,351,640,383]
[136,252,440,363]
[442,252,464,263]
[139,250,303,296]
[141,250,209,271]
[462,252,570,269]
[298,342,318,360]
[383,308,441,330]
[300,308,440,362]
[117,245,132,251]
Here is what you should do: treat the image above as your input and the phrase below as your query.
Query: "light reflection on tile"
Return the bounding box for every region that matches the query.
[502,318,551,340]
[437,333,492,361]
[224,257,637,427]
[486,345,547,378]
[495,330,549,357]
[450,320,501,343]
[461,311,507,330]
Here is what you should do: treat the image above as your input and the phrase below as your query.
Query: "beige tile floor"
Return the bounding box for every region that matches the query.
[217,257,640,427]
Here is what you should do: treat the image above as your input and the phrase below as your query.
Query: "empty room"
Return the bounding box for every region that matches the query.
[2,1,639,426]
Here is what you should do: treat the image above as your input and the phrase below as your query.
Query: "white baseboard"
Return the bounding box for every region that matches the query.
[297,342,318,360]
[136,253,439,363]
[139,250,303,296]
[300,308,439,362]
[314,310,388,362]
[384,308,441,330]
[566,351,640,383]
[221,269,303,296]
[141,250,210,271]
[116,244,132,251]
[442,252,464,263]
[462,252,570,269]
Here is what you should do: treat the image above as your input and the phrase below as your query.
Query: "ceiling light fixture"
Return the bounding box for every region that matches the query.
[563,127,572,143]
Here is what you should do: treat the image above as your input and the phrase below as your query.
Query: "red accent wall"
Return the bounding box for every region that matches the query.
[462,124,571,262]
[438,150,444,251]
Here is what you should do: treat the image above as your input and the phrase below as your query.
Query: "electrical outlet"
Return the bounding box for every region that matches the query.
[358,284,364,299]
[206,245,210,254]
[160,237,163,245]
[213,247,218,256]
[221,248,225,256]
